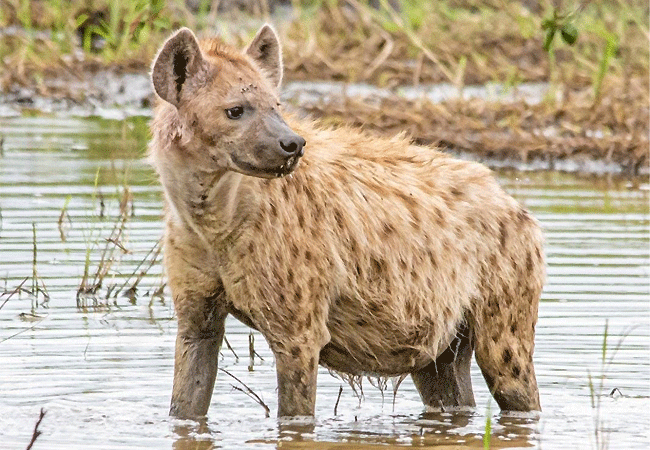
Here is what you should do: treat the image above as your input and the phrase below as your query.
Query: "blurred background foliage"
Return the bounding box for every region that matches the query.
[0,0,647,94]
[0,0,647,172]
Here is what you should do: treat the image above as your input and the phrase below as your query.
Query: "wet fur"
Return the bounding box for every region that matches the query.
[150,25,544,418]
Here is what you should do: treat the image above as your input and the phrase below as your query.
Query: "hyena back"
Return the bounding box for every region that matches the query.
[149,25,544,419]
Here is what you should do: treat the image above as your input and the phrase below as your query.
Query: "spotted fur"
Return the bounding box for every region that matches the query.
[149,25,544,419]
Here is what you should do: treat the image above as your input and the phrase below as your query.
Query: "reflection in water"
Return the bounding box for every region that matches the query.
[179,411,539,448]
[493,413,539,447]
[278,418,317,440]
[173,419,218,450]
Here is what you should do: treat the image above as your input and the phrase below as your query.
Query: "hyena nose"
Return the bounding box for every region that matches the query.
[279,135,306,157]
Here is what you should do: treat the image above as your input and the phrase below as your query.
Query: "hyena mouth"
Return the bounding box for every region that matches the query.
[277,154,300,177]
[230,154,300,178]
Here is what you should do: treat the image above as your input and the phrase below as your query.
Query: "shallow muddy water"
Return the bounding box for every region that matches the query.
[0,116,648,449]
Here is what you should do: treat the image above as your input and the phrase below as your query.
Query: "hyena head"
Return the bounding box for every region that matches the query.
[151,25,305,178]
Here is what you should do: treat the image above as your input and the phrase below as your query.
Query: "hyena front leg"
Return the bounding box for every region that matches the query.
[411,324,476,409]
[170,289,227,418]
[165,230,228,419]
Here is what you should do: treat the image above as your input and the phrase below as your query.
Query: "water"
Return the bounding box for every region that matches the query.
[0,116,648,450]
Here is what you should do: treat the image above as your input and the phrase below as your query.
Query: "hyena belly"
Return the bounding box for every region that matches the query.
[318,229,476,376]
[321,296,463,376]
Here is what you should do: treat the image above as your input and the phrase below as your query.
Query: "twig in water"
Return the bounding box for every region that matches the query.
[334,385,343,415]
[98,190,105,218]
[25,408,46,450]
[1,315,48,344]
[106,237,130,254]
[223,336,239,360]
[31,224,49,308]
[248,332,255,371]
[31,223,37,301]
[609,388,622,397]
[0,277,29,310]
[247,331,264,371]
[57,196,71,242]
[219,368,270,418]
[150,282,166,300]
[115,239,162,299]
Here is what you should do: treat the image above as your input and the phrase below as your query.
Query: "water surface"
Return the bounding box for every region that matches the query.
[0,117,648,449]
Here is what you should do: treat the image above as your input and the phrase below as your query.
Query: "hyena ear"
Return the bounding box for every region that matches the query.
[151,28,205,107]
[245,24,283,89]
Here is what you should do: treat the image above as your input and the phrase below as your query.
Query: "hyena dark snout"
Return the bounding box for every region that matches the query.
[254,112,306,176]
[229,112,305,178]
[268,116,306,159]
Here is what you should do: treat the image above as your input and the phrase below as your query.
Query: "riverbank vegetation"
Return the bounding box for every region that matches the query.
[0,0,647,172]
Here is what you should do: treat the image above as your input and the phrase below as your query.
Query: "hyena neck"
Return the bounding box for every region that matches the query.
[163,164,260,250]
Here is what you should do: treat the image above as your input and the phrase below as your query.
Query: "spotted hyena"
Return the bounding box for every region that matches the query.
[149,25,544,419]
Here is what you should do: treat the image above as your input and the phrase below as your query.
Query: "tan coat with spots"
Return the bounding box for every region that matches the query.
[149,25,544,419]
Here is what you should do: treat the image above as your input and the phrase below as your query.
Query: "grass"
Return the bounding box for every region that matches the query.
[284,0,648,90]
[0,1,646,91]
[0,116,165,315]
[587,321,639,450]
[30,222,49,311]
[483,400,492,449]
[0,223,49,314]
[76,166,165,308]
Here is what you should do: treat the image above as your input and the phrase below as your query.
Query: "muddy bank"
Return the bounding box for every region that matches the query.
[1,70,646,176]
[0,72,548,118]
[0,71,648,175]
[291,81,648,176]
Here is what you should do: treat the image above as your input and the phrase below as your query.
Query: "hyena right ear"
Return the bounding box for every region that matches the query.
[245,24,283,89]
[151,28,205,107]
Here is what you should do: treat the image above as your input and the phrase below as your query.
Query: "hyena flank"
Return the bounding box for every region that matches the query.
[149,25,544,419]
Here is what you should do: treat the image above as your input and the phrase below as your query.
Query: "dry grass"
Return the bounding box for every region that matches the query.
[2,0,646,90]
[282,0,648,89]
[300,77,648,174]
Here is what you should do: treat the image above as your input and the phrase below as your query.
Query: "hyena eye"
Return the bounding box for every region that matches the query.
[225,106,244,120]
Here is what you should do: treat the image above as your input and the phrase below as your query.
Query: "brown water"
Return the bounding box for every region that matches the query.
[0,116,648,450]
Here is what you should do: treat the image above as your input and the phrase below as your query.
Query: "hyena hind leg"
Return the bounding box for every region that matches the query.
[474,316,541,411]
[411,325,476,410]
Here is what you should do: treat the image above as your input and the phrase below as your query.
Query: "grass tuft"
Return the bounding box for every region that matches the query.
[483,400,492,449]
[588,320,639,450]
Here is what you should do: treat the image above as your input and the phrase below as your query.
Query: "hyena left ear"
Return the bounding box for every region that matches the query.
[245,24,283,89]
[151,28,206,107]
